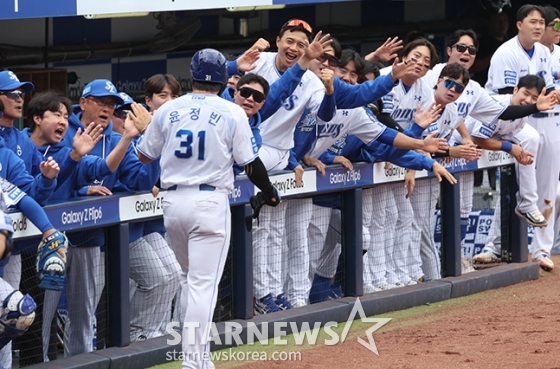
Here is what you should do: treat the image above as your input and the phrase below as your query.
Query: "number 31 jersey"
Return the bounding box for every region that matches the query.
[137,93,258,192]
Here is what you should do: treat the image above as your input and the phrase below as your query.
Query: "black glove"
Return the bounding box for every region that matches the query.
[244,186,281,232]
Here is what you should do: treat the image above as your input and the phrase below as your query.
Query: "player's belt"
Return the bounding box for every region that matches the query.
[532,112,560,118]
[165,184,216,191]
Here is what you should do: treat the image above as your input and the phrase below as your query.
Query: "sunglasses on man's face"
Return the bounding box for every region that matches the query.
[549,21,560,31]
[238,87,265,103]
[317,53,339,68]
[0,90,25,101]
[443,78,465,94]
[453,43,478,55]
[114,110,130,120]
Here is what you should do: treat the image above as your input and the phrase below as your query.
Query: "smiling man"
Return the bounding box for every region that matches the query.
[485,4,560,271]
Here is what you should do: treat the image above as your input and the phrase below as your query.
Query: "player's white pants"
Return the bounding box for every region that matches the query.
[284,198,313,306]
[144,232,181,338]
[460,171,474,219]
[409,178,430,280]
[309,206,341,278]
[129,236,168,342]
[316,210,342,278]
[362,185,390,289]
[384,192,400,285]
[528,115,560,257]
[163,187,231,369]
[252,201,288,299]
[0,278,15,369]
[417,178,441,280]
[252,145,289,300]
[3,254,21,290]
[389,183,413,283]
[514,124,540,214]
[1,254,22,367]
[64,247,101,357]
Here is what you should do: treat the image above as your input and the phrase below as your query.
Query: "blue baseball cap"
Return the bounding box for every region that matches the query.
[0,71,34,92]
[115,92,134,110]
[82,79,125,105]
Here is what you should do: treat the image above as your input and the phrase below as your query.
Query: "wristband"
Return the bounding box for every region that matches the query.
[500,141,513,153]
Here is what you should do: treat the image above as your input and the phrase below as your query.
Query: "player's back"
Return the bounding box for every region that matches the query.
[152,93,256,191]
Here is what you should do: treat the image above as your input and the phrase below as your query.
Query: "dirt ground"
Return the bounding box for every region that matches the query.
[235,256,560,369]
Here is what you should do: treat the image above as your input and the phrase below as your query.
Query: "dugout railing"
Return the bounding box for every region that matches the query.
[9,150,525,362]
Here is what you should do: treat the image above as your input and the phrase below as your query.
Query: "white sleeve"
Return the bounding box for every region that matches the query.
[306,86,326,114]
[231,106,258,166]
[136,108,166,160]
[381,90,395,114]
[486,49,519,93]
[469,88,507,125]
[348,108,386,145]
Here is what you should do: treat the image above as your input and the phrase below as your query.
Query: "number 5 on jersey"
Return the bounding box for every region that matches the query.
[175,129,206,160]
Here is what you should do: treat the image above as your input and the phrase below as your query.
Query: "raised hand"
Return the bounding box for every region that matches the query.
[305,31,332,61]
[40,156,60,180]
[236,49,260,73]
[422,132,449,153]
[389,57,419,82]
[249,38,270,52]
[431,162,457,184]
[71,122,103,160]
[536,87,558,111]
[414,103,442,128]
[367,37,403,63]
[321,68,335,95]
[125,103,152,138]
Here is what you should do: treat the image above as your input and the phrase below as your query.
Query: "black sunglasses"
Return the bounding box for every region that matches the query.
[453,43,478,55]
[443,78,465,94]
[238,87,265,103]
[114,109,130,119]
[317,53,339,68]
[0,90,25,101]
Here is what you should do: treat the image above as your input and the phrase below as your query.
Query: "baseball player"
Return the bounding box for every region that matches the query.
[473,82,556,264]
[422,29,556,249]
[485,4,560,271]
[285,48,447,307]
[136,48,280,369]
[376,38,440,286]
[0,194,37,369]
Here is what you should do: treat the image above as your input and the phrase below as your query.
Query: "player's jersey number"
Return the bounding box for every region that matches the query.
[175,129,206,160]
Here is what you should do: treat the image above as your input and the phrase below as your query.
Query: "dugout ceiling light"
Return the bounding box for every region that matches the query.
[226,5,286,12]
[84,12,150,19]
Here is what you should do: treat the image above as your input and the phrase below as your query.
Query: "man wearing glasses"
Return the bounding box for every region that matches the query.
[423,29,557,257]
[63,79,160,356]
[485,4,560,271]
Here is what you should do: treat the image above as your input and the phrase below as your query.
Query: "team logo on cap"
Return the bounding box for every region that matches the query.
[8,72,19,82]
[83,85,92,95]
[106,81,116,93]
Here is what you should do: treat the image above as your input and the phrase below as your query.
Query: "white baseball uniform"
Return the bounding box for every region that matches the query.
[250,52,325,303]
[379,65,434,284]
[486,36,559,259]
[137,92,257,369]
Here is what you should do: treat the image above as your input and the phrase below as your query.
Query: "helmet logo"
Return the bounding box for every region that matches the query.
[205,75,211,81]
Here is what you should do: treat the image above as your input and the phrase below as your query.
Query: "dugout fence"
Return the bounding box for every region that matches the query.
[9,150,526,367]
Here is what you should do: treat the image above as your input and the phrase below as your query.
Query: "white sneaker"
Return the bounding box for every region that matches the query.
[292,300,307,308]
[393,281,406,288]
[515,208,548,228]
[473,250,500,263]
[533,250,554,271]
[406,279,418,286]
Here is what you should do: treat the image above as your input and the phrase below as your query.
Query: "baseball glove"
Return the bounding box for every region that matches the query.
[245,186,281,232]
